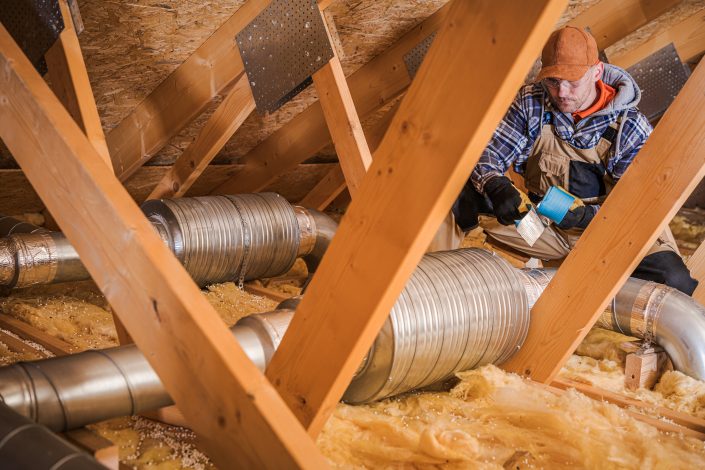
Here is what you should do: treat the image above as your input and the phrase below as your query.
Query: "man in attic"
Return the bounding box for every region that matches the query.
[451,26,698,295]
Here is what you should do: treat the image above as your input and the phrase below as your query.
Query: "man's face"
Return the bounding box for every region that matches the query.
[543,64,602,114]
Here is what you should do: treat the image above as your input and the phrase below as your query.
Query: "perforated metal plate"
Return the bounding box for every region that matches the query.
[403,31,437,79]
[627,43,690,122]
[237,0,334,114]
[0,0,64,74]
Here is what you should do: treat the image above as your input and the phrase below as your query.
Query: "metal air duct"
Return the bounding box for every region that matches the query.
[0,194,334,289]
[1,249,704,430]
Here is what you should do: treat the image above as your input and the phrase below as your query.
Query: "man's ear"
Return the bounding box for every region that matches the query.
[593,62,604,81]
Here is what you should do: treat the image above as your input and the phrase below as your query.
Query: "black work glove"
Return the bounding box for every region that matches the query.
[484,176,523,226]
[557,205,598,230]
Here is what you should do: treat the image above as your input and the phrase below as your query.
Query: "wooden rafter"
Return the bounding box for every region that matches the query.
[147,73,254,200]
[44,0,132,345]
[313,56,372,196]
[265,0,567,436]
[106,0,332,182]
[567,0,681,50]
[0,24,327,468]
[298,99,400,210]
[311,6,372,197]
[502,59,705,383]
[45,0,110,167]
[609,7,705,68]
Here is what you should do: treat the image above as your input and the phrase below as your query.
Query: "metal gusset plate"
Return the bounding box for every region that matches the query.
[236,0,334,114]
[0,0,65,75]
[403,31,437,80]
[627,43,691,123]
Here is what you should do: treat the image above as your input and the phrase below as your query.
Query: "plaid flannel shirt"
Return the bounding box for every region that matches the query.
[470,82,653,194]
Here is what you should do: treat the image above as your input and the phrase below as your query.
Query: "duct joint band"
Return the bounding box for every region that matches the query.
[630,282,658,340]
[230,197,252,289]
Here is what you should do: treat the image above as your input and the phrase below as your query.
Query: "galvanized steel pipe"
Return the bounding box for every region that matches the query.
[0,194,333,290]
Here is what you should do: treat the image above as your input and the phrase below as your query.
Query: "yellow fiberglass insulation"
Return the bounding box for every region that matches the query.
[317,365,705,468]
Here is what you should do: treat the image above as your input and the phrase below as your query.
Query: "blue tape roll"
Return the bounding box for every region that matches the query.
[537,186,575,223]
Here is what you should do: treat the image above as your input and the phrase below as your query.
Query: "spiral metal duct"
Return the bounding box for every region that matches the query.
[0,194,333,290]
[142,193,303,286]
[0,311,294,432]
[344,249,529,403]
[0,402,104,469]
[1,248,705,431]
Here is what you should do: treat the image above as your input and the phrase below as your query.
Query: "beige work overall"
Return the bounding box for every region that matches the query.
[430,120,678,258]
[482,120,678,259]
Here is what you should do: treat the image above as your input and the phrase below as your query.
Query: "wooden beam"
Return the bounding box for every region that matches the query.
[0,163,338,214]
[297,166,346,210]
[298,99,400,210]
[107,0,331,182]
[609,7,705,68]
[211,3,452,196]
[45,0,110,168]
[265,0,567,436]
[312,7,373,200]
[0,24,326,469]
[64,428,120,470]
[567,0,681,51]
[501,60,705,383]
[687,240,705,304]
[542,380,705,439]
[44,0,133,343]
[313,56,372,196]
[244,282,293,303]
[147,73,254,200]
[0,329,49,357]
[552,377,705,434]
[0,315,75,356]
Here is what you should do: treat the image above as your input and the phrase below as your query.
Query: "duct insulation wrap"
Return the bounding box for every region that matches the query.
[141,193,301,286]
[343,249,530,403]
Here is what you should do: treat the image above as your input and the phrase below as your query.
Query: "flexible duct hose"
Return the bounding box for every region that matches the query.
[0,194,334,289]
[1,248,704,430]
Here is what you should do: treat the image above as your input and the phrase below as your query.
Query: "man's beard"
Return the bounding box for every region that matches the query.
[551,96,582,113]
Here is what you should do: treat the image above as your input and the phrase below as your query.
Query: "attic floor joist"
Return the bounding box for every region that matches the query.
[0,23,326,468]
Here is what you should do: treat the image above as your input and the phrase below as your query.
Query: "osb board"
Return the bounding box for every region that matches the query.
[1,0,703,185]
[70,0,597,167]
[0,163,335,215]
